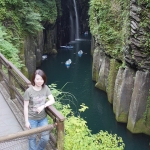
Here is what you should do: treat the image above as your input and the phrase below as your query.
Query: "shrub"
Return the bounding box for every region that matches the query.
[49,84,125,150]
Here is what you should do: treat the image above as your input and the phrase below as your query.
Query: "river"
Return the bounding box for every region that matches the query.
[40,35,150,150]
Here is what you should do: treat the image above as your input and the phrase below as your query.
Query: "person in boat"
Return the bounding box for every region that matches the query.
[24,69,55,150]
[42,55,47,60]
[78,50,83,56]
[68,59,72,64]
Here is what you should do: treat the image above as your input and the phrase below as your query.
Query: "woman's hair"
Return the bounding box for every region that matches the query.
[31,69,47,87]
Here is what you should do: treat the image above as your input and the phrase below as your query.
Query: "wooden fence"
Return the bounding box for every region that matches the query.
[0,53,65,150]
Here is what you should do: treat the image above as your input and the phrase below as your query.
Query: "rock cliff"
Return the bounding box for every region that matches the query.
[91,0,150,135]
[24,25,57,78]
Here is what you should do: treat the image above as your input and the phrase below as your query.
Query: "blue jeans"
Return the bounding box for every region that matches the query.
[28,117,49,150]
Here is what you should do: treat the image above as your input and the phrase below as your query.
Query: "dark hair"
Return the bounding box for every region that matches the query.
[31,69,47,87]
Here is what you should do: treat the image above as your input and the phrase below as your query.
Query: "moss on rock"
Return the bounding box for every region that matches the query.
[107,59,121,103]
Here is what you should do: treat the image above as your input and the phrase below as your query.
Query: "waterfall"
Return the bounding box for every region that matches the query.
[73,0,79,40]
[70,12,74,41]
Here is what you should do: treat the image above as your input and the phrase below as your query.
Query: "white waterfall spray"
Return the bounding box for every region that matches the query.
[73,0,79,40]
[70,13,74,41]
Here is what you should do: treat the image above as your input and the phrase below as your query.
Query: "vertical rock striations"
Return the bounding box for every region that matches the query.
[127,71,150,135]
[114,67,135,123]
[24,26,57,78]
[90,0,150,135]
[95,56,110,92]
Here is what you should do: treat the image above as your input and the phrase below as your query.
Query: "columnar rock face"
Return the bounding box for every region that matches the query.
[125,0,150,71]
[92,46,104,82]
[95,56,110,92]
[24,27,57,78]
[91,0,150,135]
[43,26,57,55]
[24,34,37,79]
[113,68,124,117]
[127,71,150,135]
[36,31,44,66]
[113,67,135,123]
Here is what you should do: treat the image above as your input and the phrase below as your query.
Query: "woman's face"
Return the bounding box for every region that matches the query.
[34,74,44,87]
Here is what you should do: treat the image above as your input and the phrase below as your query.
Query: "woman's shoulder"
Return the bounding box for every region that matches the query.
[25,86,33,92]
[43,84,49,89]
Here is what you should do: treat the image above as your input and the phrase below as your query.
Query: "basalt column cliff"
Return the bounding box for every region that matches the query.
[90,0,150,135]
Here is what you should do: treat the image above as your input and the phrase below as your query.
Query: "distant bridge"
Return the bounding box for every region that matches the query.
[0,53,65,150]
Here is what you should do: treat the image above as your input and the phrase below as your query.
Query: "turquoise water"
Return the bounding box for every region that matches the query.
[40,36,150,150]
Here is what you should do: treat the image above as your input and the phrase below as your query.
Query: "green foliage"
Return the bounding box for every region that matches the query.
[0,0,60,69]
[0,0,58,30]
[31,0,57,24]
[49,83,77,110]
[49,84,125,150]
[107,59,121,103]
[143,89,150,123]
[0,26,24,69]
[138,0,150,6]
[119,61,126,69]
[89,0,129,59]
[19,6,43,34]
[138,1,150,54]
[64,112,124,150]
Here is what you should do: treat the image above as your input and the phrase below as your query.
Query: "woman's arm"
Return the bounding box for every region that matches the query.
[24,100,30,129]
[45,94,55,107]
[36,94,55,114]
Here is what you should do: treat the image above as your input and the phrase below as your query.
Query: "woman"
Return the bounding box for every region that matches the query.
[24,69,55,150]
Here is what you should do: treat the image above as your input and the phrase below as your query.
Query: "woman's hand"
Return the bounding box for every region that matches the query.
[36,105,45,114]
[25,121,30,129]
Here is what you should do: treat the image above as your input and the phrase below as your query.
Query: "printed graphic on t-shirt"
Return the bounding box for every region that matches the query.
[32,95,46,112]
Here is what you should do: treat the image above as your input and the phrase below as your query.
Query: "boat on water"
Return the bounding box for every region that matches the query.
[65,59,72,68]
[60,45,74,49]
[42,55,47,60]
[84,31,88,36]
[78,50,83,57]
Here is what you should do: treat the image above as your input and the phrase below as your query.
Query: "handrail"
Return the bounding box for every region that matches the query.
[0,124,55,142]
[0,53,65,150]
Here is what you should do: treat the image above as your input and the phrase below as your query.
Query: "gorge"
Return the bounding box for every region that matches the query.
[0,0,150,149]
[91,0,150,135]
[23,0,150,136]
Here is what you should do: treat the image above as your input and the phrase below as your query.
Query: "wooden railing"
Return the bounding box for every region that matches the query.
[0,53,65,150]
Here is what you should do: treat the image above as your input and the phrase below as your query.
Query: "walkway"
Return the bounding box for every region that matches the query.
[0,82,28,150]
[0,53,64,150]
[0,93,23,137]
[0,82,55,150]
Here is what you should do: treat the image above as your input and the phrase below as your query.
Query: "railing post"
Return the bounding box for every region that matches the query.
[0,60,3,81]
[8,68,15,99]
[57,120,64,150]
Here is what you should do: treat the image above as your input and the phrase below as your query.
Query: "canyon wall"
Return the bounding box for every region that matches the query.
[24,25,57,78]
[91,0,150,135]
